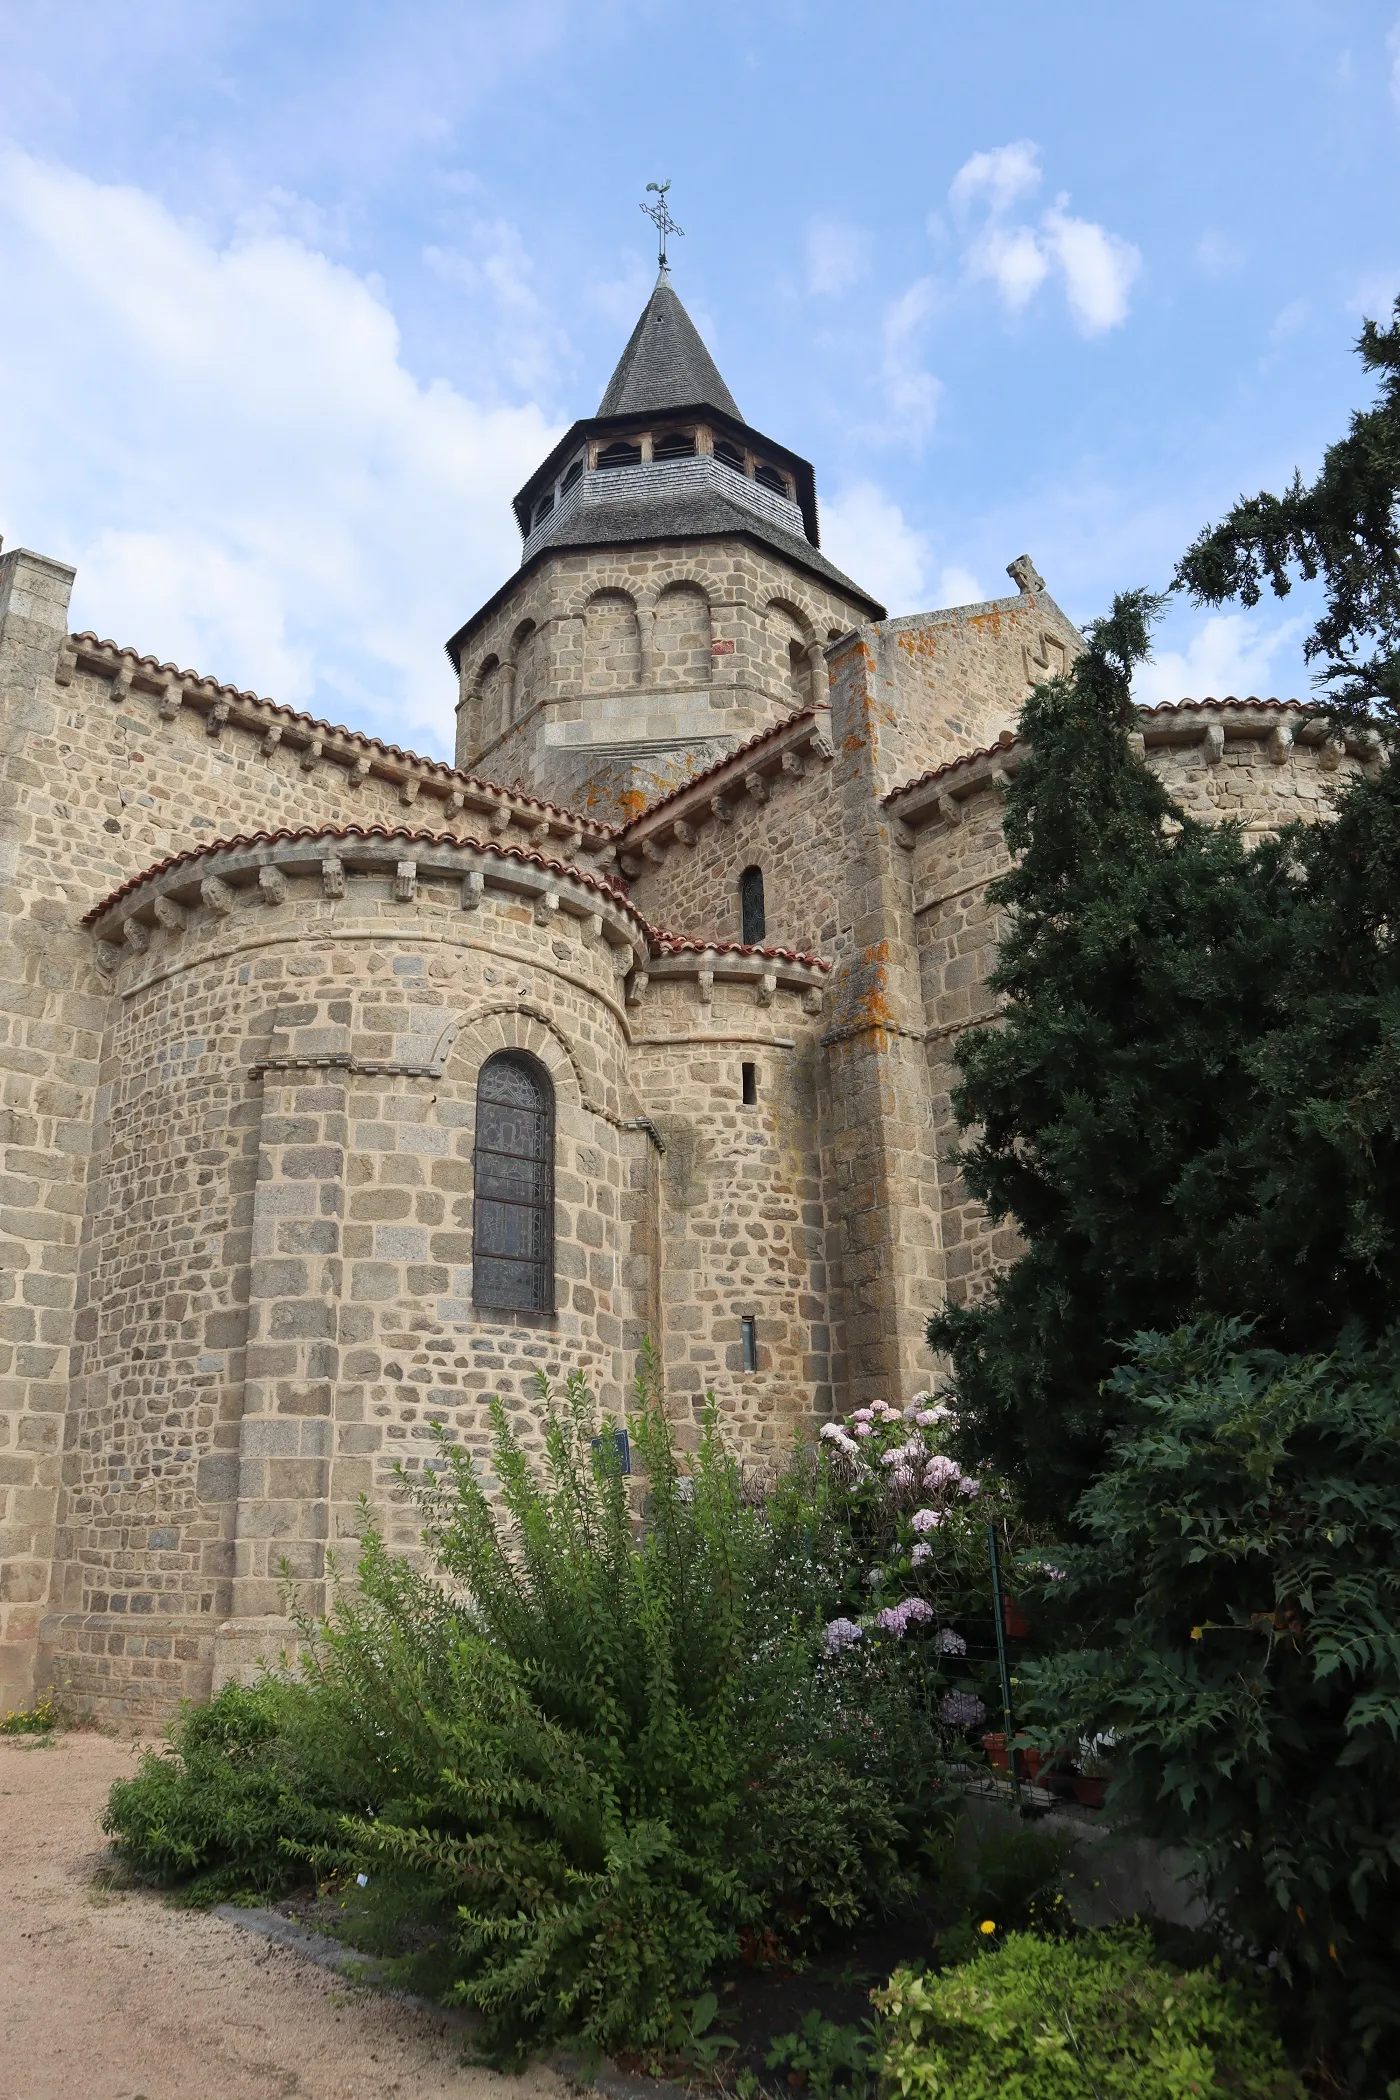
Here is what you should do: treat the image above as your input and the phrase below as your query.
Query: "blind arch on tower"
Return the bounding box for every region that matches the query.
[472,1051,555,1314]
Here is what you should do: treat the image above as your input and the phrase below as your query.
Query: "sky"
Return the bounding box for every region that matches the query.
[1,0,1397,760]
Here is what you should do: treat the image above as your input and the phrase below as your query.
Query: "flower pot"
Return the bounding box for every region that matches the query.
[1022,1747,1077,1796]
[981,1732,1010,1774]
[1072,1774,1108,1809]
[1001,1596,1032,1638]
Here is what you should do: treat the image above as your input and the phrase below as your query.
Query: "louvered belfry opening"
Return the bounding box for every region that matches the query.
[472,1052,555,1313]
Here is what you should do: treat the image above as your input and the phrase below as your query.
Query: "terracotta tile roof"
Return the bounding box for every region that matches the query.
[618,709,818,833]
[81,824,634,927]
[882,696,1315,808]
[652,933,829,970]
[81,822,831,971]
[69,633,616,833]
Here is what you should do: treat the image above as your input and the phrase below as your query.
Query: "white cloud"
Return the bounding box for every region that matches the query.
[821,482,930,615]
[950,141,1140,337]
[967,224,1049,313]
[1352,268,1400,318]
[806,217,870,296]
[879,278,944,442]
[0,149,557,756]
[423,216,567,396]
[1042,203,1140,334]
[949,140,1042,217]
[936,565,987,607]
[1132,610,1310,706]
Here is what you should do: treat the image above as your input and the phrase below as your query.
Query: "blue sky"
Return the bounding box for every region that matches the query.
[1,0,1398,759]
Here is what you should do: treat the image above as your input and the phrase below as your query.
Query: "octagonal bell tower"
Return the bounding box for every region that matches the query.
[447,264,883,821]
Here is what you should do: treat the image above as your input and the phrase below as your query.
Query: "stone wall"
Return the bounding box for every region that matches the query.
[850,583,1085,798]
[452,538,869,822]
[0,542,605,1713]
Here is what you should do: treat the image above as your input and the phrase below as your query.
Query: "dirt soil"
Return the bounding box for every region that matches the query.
[0,1730,570,2100]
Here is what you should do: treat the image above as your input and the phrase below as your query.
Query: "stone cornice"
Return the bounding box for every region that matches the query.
[85,825,830,1012]
[884,700,1383,833]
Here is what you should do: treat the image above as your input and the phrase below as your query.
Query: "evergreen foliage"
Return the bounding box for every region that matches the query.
[1175,297,1400,719]
[1018,1322,1400,2086]
[926,585,1400,1523]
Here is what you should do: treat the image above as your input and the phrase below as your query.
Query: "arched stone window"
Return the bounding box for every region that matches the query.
[740,865,766,946]
[472,1051,555,1314]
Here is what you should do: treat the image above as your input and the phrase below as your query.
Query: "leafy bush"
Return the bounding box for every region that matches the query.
[106,1362,924,2056]
[767,2011,874,2100]
[103,1678,365,1903]
[922,1810,1074,1965]
[876,1926,1303,2100]
[1019,1322,1400,2084]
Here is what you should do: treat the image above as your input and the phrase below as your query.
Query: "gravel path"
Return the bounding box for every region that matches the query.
[0,1731,570,2100]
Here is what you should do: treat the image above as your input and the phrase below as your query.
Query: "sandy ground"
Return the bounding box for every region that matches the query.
[0,1731,570,2100]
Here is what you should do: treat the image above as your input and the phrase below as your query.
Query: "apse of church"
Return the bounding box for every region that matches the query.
[0,223,1362,1723]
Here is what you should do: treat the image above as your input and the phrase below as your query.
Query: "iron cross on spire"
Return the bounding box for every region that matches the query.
[641,181,684,270]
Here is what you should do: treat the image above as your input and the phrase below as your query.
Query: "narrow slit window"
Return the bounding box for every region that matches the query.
[472,1051,555,1313]
[741,1316,758,1373]
[741,1061,757,1105]
[740,865,766,945]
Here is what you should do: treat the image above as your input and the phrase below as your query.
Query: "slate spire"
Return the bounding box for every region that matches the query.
[596,268,743,423]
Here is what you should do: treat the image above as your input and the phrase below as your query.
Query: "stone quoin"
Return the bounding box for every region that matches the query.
[0,265,1371,1719]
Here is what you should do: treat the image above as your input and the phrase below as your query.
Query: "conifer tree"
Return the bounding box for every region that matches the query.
[926,596,1291,1522]
[931,309,1400,1527]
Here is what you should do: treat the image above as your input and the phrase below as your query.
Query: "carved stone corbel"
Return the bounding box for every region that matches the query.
[201,876,236,914]
[259,866,289,905]
[322,858,346,899]
[393,860,417,902]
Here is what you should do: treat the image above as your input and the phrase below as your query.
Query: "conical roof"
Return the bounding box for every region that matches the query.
[597,268,742,421]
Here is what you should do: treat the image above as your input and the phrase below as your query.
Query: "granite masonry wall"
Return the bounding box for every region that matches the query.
[0,542,609,1713]
[452,538,870,823]
[0,525,1376,1724]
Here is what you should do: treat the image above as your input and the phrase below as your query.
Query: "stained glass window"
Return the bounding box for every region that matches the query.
[472,1052,555,1313]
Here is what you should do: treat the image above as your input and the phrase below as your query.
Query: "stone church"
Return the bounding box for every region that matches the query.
[0,266,1369,1719]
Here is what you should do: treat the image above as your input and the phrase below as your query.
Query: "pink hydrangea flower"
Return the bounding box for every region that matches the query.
[958,1476,982,1498]
[874,1597,937,1638]
[822,1617,864,1653]
[911,1542,933,1565]
[938,1628,967,1656]
[924,1455,962,1490]
[853,1421,872,1439]
[911,1508,941,1534]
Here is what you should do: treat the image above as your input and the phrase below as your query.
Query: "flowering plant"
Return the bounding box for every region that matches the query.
[806,1389,1023,1745]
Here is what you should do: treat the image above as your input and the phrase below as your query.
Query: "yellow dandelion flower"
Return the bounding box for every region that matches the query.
[979,1919,996,1936]
[1190,1626,1203,1641]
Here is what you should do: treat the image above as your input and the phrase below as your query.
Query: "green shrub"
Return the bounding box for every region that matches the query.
[1019,1321,1400,2084]
[106,1361,926,2055]
[103,1678,364,1903]
[876,1926,1303,2100]
[923,1811,1075,1965]
[329,1370,919,2056]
